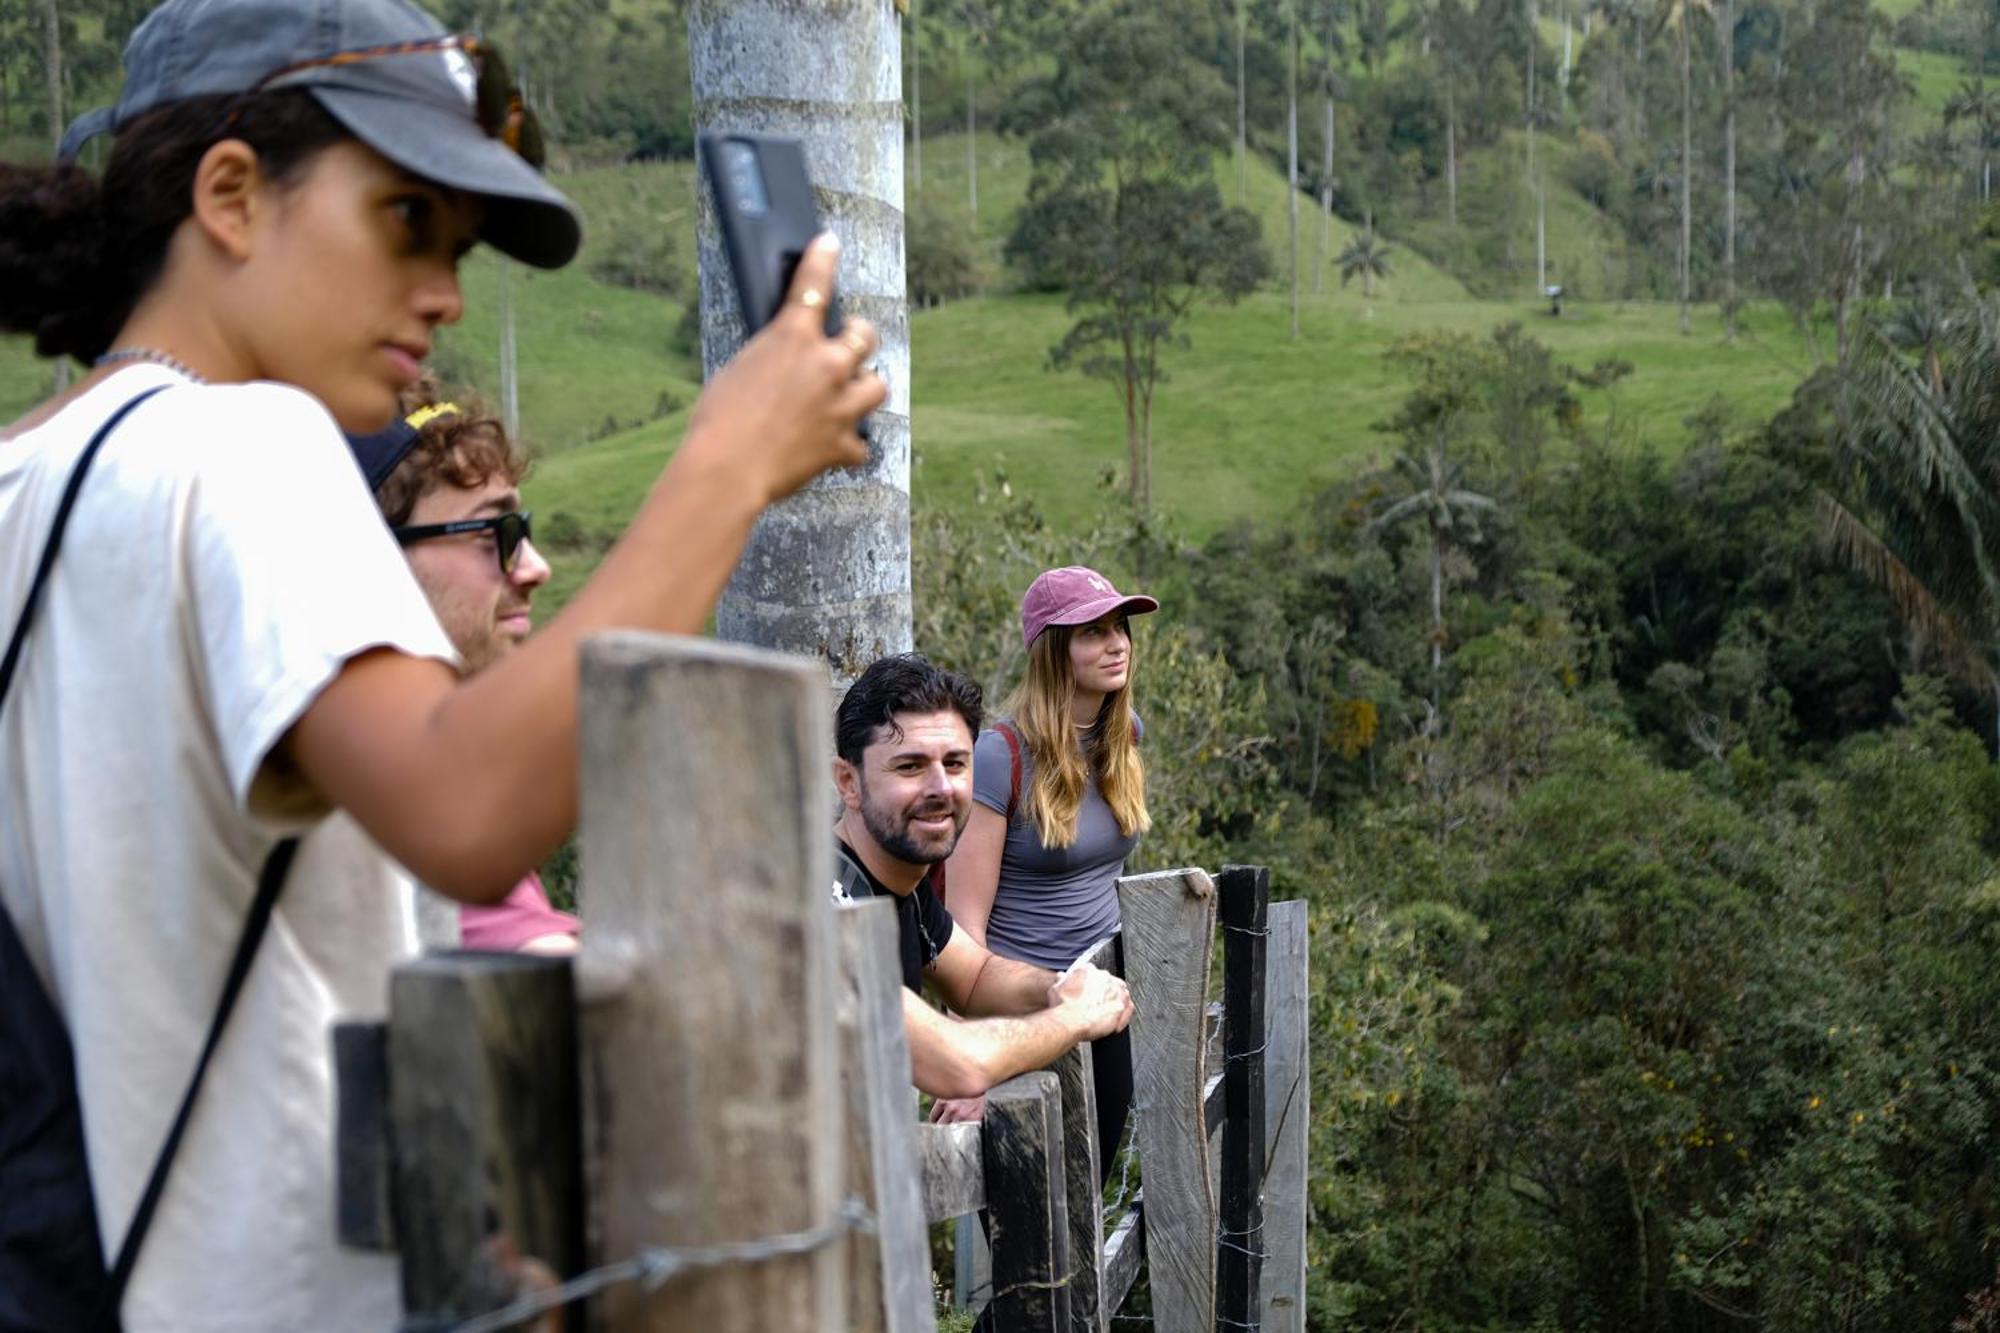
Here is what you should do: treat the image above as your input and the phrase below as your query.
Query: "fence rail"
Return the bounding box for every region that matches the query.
[333,632,1310,1332]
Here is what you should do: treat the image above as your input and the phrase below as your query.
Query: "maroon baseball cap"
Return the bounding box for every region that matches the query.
[1020,566,1159,647]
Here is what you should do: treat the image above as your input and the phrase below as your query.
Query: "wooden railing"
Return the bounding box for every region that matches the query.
[332,633,1310,1332]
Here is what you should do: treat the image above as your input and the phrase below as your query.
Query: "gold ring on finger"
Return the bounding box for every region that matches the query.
[842,330,871,359]
[799,288,825,310]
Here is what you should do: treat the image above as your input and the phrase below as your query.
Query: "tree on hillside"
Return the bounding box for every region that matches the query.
[1749,0,1908,368]
[691,0,912,685]
[1006,0,1269,520]
[1336,224,1393,300]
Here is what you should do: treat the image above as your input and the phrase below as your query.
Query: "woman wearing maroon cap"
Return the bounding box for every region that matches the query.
[940,565,1158,1174]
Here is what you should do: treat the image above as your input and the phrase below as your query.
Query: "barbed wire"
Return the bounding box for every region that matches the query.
[445,1197,874,1333]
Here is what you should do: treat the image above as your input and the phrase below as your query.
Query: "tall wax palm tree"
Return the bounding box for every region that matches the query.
[1372,445,1496,724]
[1825,288,2000,754]
[1337,223,1392,302]
[1287,0,1301,339]
[1946,78,1998,202]
[1308,0,1347,289]
[1654,0,1712,335]
[691,0,912,687]
[1717,0,1738,342]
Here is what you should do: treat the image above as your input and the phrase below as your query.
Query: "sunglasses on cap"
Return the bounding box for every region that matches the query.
[393,510,535,577]
[237,33,543,167]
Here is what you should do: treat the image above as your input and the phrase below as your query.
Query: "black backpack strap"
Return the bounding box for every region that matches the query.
[0,384,296,1321]
[832,839,875,902]
[0,387,170,708]
[102,836,297,1316]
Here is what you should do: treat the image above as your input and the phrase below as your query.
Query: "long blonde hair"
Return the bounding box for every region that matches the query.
[1003,622,1150,849]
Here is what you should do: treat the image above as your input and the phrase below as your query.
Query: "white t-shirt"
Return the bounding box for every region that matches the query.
[0,365,457,1330]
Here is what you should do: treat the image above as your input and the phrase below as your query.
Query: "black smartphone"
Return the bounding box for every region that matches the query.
[698,130,842,339]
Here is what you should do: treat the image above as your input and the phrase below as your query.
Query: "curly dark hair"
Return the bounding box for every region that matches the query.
[836,654,985,765]
[0,91,346,364]
[372,375,532,527]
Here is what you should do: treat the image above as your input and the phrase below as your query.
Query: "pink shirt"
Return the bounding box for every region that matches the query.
[458,871,580,952]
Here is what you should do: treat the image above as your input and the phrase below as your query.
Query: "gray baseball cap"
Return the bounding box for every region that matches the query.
[57,0,581,269]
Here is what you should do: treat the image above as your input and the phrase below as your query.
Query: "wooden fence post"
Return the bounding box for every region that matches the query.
[1048,1041,1105,1333]
[578,632,844,1332]
[1217,866,1270,1333]
[1116,868,1218,1333]
[982,1071,1072,1333]
[1260,901,1310,1333]
[834,898,938,1333]
[383,953,584,1325]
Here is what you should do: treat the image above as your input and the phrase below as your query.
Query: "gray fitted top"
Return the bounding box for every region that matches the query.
[972,721,1142,971]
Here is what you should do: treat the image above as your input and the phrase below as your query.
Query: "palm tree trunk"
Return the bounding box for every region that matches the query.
[1526,0,1538,291]
[1236,0,1249,205]
[1562,0,1572,85]
[1446,78,1458,228]
[498,260,519,439]
[1429,522,1444,716]
[1288,0,1300,340]
[692,0,912,687]
[1678,16,1692,336]
[964,33,976,218]
[42,0,61,152]
[1722,0,1736,343]
[1122,330,1145,517]
[1317,93,1333,294]
[45,0,69,393]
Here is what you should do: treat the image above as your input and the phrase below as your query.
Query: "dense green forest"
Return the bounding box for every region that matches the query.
[10,0,2000,1327]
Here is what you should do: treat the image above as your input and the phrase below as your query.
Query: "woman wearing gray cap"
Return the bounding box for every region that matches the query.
[940,565,1159,1178]
[0,0,881,1326]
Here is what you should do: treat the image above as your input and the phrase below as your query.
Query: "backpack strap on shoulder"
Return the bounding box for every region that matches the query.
[0,387,170,708]
[832,839,875,902]
[993,720,1024,820]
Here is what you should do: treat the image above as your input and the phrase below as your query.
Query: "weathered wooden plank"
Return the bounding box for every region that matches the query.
[1261,901,1311,1333]
[578,633,843,1332]
[920,1123,985,1223]
[834,900,937,1333]
[332,1021,392,1251]
[1217,866,1271,1333]
[982,1071,1071,1333]
[1115,868,1218,1333]
[1101,1197,1144,1316]
[1049,1043,1105,1333]
[385,953,583,1323]
[953,1211,989,1311]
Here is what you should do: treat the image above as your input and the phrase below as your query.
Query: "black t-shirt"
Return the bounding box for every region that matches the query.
[832,838,956,993]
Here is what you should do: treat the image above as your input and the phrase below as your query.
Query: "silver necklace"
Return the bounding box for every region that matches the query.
[94,347,209,384]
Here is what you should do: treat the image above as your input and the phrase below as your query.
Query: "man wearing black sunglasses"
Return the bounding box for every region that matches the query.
[346,392,579,954]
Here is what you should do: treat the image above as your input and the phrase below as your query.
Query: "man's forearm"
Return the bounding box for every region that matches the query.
[961,952,1061,1018]
[904,993,1081,1098]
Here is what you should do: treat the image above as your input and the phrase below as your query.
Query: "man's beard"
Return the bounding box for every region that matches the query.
[858,784,966,866]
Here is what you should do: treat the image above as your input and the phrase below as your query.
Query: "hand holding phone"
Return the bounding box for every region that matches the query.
[699,131,844,338]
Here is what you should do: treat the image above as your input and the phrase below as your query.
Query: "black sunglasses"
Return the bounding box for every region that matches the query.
[393,510,534,576]
[240,34,544,168]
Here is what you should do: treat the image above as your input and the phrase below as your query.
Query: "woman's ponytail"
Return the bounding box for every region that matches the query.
[0,91,345,367]
[0,163,112,363]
